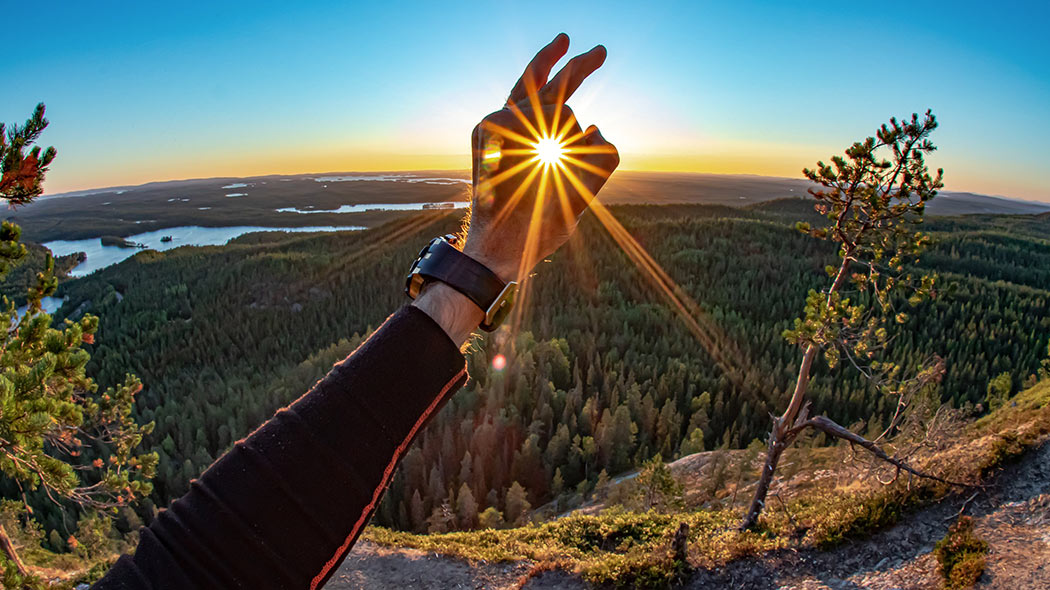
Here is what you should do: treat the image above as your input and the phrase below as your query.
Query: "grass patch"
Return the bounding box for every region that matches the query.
[365,507,779,588]
[934,516,987,589]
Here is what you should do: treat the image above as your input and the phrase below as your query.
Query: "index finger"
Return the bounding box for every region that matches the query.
[506,33,569,105]
[539,45,607,105]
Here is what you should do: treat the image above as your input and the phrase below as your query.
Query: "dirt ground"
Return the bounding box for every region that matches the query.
[325,541,587,590]
[325,440,1050,590]
[685,439,1050,590]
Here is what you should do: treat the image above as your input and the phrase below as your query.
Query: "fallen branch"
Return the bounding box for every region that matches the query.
[944,492,981,523]
[802,415,977,489]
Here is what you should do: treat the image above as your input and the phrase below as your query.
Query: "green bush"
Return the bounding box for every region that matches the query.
[935,516,987,589]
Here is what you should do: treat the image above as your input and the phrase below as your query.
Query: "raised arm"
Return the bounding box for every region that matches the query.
[92,33,617,590]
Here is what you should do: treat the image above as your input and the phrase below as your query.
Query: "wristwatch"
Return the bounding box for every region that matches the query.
[405,235,518,332]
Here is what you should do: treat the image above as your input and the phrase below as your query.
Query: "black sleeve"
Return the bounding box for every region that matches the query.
[92,305,469,590]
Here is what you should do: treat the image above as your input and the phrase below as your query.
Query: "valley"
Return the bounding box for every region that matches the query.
[3,172,1049,588]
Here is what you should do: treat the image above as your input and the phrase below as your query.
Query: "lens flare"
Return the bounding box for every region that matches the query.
[469,80,753,392]
[492,353,507,371]
[533,137,566,166]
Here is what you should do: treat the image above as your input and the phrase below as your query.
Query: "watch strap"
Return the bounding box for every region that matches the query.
[412,239,506,313]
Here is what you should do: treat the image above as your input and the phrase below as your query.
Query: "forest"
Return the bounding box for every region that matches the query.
[5,200,1048,544]
[0,242,82,303]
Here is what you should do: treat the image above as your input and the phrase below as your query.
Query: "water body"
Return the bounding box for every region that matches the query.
[14,296,66,318]
[314,175,469,185]
[275,202,467,214]
[45,225,365,277]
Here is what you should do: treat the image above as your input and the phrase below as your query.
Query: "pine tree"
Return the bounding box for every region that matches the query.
[679,427,706,456]
[409,489,426,533]
[458,451,473,488]
[610,406,636,473]
[478,506,504,530]
[455,483,478,529]
[551,468,565,498]
[425,501,454,534]
[0,104,156,578]
[633,455,683,511]
[0,104,55,205]
[594,469,610,500]
[504,481,531,526]
[986,372,1013,412]
[743,111,949,529]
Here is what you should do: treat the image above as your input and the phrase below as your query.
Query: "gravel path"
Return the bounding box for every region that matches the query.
[324,541,586,590]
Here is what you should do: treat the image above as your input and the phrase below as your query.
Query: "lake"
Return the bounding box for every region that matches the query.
[14,296,66,319]
[313,175,469,185]
[45,225,366,277]
[275,201,468,214]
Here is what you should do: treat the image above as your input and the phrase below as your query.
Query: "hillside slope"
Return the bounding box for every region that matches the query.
[359,380,1050,589]
[684,439,1050,589]
[331,440,1050,589]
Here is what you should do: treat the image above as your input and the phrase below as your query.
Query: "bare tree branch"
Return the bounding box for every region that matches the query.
[802,415,975,488]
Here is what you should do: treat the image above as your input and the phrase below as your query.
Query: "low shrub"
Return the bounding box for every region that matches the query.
[934,516,987,589]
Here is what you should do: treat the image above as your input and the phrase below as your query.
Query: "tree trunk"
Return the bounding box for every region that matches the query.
[672,521,689,563]
[740,343,817,530]
[0,523,29,578]
[741,417,789,529]
[741,253,853,530]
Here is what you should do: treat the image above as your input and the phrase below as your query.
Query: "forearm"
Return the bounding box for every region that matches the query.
[412,282,484,346]
[92,306,468,589]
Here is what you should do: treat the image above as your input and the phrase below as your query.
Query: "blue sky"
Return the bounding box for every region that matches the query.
[3,0,1048,200]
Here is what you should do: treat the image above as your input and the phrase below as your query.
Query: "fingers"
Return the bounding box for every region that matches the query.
[571,125,619,168]
[587,127,620,182]
[471,122,483,186]
[571,125,619,196]
[539,45,607,105]
[587,126,619,167]
[581,124,599,144]
[507,33,569,105]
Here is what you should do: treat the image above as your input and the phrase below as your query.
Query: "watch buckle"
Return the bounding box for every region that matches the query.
[481,281,518,332]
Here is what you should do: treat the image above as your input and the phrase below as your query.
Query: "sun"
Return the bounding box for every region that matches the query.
[533,136,566,166]
[467,100,744,392]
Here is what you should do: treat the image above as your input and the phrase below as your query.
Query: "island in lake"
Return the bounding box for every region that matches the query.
[100,235,145,248]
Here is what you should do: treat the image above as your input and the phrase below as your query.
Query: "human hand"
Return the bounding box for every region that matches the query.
[463,33,619,283]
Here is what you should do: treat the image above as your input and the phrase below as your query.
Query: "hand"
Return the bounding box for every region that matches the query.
[414,34,618,344]
[463,33,620,282]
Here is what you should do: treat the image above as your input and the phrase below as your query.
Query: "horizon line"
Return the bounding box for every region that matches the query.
[39,168,1050,206]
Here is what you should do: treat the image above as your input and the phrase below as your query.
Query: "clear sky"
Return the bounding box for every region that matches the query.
[4,1,1048,201]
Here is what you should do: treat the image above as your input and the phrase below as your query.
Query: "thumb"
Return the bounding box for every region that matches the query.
[582,125,600,143]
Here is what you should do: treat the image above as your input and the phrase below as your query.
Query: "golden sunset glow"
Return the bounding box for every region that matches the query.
[472,86,751,389]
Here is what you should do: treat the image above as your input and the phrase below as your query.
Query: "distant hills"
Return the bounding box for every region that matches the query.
[595,171,1050,215]
[14,171,1048,242]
